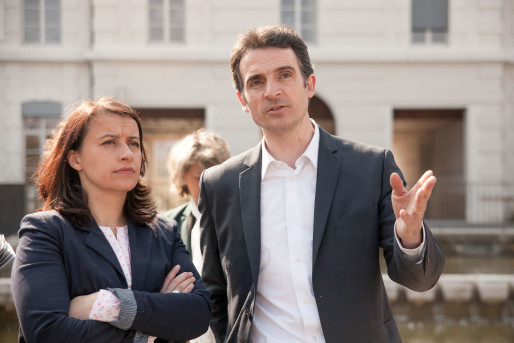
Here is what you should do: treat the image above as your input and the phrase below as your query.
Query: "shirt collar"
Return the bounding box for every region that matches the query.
[188,197,200,219]
[261,119,320,180]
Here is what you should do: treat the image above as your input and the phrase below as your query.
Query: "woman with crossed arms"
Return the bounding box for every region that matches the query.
[12,97,211,342]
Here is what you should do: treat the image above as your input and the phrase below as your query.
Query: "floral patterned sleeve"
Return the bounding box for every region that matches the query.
[89,290,120,322]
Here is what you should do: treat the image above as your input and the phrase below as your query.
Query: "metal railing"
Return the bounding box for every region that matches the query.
[425,181,514,227]
[25,180,514,228]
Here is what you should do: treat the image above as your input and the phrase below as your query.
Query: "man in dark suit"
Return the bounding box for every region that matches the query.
[198,25,444,343]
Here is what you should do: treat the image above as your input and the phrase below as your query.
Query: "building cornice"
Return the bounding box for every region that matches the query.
[0,45,513,64]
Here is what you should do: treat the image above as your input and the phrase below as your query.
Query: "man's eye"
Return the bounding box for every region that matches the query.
[280,72,292,79]
[250,80,262,87]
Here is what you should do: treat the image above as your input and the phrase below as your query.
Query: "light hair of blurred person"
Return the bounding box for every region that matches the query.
[164,129,229,343]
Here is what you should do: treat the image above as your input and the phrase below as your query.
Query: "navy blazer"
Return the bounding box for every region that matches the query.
[12,210,211,343]
[199,127,444,343]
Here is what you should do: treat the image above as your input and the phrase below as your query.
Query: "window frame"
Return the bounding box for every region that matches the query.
[281,0,317,44]
[22,101,62,213]
[411,0,448,45]
[23,0,61,44]
[0,0,5,41]
[148,0,185,44]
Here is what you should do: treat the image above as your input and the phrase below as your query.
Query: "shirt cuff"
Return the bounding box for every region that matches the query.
[106,288,137,330]
[394,222,426,264]
[89,289,121,322]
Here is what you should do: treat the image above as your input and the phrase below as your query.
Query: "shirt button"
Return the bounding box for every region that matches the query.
[304,298,308,304]
[312,335,317,341]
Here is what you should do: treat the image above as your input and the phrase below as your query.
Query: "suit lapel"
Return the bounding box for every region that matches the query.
[313,128,342,265]
[83,221,126,284]
[128,221,153,290]
[239,144,262,288]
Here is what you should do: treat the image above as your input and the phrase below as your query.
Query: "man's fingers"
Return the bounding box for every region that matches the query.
[414,188,427,214]
[420,175,437,200]
[390,172,406,195]
[413,170,434,191]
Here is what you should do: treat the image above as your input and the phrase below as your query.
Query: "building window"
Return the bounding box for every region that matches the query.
[281,0,317,44]
[148,0,185,43]
[0,0,5,41]
[23,102,61,213]
[24,0,61,44]
[412,0,448,44]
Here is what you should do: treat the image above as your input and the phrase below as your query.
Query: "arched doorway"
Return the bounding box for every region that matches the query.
[309,95,335,134]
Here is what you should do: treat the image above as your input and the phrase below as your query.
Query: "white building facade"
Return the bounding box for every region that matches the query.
[0,0,513,235]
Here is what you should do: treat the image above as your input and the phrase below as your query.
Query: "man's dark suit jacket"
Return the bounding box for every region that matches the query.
[198,127,444,343]
[12,210,211,343]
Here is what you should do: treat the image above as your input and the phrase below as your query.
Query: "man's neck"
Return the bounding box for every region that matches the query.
[263,118,315,168]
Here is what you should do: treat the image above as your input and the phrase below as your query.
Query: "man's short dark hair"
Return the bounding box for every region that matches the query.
[230,25,314,94]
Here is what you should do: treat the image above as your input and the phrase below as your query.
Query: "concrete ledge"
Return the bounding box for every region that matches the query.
[382,274,514,304]
[405,287,437,303]
[430,227,514,236]
[438,275,475,302]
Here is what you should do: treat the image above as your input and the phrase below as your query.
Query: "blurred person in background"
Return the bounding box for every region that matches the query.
[164,129,230,343]
[12,97,211,343]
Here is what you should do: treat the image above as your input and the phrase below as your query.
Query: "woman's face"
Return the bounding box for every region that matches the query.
[185,163,204,204]
[68,111,142,198]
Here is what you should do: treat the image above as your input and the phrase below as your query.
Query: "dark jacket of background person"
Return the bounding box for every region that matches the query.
[164,202,195,255]
[199,127,445,343]
[12,210,211,343]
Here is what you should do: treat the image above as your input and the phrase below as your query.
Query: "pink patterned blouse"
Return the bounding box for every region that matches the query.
[89,225,155,343]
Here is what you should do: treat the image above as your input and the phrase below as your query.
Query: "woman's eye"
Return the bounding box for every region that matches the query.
[129,141,140,148]
[102,140,114,145]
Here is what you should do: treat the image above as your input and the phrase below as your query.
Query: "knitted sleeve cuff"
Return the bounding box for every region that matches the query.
[106,288,137,330]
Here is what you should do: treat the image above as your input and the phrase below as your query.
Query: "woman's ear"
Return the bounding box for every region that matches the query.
[67,150,82,171]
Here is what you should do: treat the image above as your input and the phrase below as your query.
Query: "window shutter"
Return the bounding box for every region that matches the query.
[412,0,448,30]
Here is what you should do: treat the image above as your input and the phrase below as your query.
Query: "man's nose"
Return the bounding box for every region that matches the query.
[264,80,282,99]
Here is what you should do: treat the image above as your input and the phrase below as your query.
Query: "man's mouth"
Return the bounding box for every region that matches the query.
[267,105,286,113]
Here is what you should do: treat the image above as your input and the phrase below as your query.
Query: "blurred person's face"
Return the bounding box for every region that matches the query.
[67,111,142,199]
[236,47,315,136]
[185,163,203,204]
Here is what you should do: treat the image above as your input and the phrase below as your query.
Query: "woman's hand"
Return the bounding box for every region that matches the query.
[161,265,195,293]
[69,292,99,320]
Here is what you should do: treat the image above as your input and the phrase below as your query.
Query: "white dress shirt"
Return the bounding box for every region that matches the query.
[251,121,425,343]
[189,199,203,274]
[251,124,324,343]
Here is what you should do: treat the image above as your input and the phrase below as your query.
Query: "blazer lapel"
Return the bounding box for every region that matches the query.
[313,128,342,265]
[83,222,126,284]
[239,144,262,288]
[128,221,153,290]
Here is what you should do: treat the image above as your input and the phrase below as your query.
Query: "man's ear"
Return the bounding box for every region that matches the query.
[237,91,250,113]
[67,150,82,171]
[307,74,316,99]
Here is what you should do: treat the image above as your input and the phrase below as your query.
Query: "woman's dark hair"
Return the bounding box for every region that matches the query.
[37,97,157,226]
[230,25,314,94]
